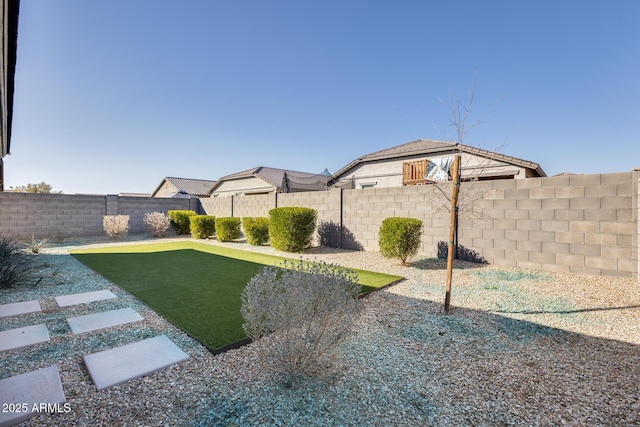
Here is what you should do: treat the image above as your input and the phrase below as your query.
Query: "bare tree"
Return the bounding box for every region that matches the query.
[430,73,503,313]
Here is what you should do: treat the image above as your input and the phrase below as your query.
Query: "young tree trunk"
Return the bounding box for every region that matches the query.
[444,155,461,314]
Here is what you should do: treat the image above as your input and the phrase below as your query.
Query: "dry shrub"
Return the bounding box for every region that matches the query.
[103,215,129,239]
[241,261,362,387]
[144,212,171,237]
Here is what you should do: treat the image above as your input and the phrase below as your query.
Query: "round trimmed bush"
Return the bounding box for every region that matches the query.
[216,217,242,242]
[168,210,197,235]
[190,215,216,239]
[242,217,270,246]
[268,207,317,253]
[378,217,423,265]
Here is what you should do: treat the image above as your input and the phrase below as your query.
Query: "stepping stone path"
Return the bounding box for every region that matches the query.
[0,365,66,427]
[83,335,190,390]
[54,289,117,307]
[66,307,144,334]
[0,300,41,318]
[0,324,50,353]
[0,290,189,424]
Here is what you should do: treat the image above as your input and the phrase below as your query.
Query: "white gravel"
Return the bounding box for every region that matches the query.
[2,235,639,426]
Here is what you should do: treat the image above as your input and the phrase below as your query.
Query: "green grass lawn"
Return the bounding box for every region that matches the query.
[71,241,402,351]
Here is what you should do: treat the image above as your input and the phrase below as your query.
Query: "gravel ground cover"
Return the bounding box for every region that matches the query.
[1,235,639,426]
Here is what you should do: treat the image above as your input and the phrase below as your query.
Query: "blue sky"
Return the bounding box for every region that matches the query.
[6,0,640,194]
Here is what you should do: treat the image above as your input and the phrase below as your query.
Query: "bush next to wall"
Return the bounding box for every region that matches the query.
[378,217,423,266]
[144,212,171,237]
[269,207,317,253]
[103,215,130,239]
[215,217,241,242]
[242,217,270,246]
[190,215,216,239]
[168,210,197,235]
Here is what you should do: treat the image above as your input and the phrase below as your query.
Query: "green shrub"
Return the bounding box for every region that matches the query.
[268,207,317,253]
[168,210,197,235]
[241,261,362,387]
[190,215,216,239]
[0,236,37,289]
[242,217,270,246]
[215,217,241,242]
[378,217,423,265]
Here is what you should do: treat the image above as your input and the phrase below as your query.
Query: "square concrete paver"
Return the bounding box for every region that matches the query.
[66,307,143,334]
[0,365,66,427]
[0,324,50,353]
[55,289,117,307]
[83,335,189,390]
[0,300,41,318]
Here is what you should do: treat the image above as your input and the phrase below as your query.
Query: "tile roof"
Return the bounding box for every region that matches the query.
[154,177,217,197]
[331,139,546,179]
[212,166,329,193]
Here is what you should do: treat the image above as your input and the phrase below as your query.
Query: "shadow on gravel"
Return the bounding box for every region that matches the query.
[193,290,640,426]
[408,257,487,271]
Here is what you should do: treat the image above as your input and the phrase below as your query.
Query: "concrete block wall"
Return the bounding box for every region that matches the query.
[118,196,198,233]
[233,194,275,218]
[342,184,449,252]
[200,196,232,218]
[1,169,637,280]
[455,172,638,278]
[0,192,194,239]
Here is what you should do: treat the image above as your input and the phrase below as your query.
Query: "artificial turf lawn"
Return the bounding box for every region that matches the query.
[71,241,402,351]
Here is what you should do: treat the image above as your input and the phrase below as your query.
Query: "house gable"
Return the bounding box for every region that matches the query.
[152,177,217,198]
[330,139,546,189]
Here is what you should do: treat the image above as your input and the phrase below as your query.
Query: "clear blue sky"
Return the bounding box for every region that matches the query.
[6,0,640,194]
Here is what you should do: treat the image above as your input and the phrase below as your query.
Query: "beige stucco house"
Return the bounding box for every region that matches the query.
[210,166,329,197]
[152,177,217,198]
[330,139,546,189]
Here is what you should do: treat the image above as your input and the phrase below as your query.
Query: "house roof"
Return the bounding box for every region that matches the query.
[152,177,217,197]
[331,139,546,180]
[211,166,329,193]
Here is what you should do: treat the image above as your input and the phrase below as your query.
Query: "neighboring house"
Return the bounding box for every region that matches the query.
[0,0,20,191]
[330,139,546,189]
[152,177,217,198]
[210,166,330,197]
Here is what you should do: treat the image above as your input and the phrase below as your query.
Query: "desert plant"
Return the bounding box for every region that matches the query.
[144,212,171,237]
[378,217,423,266]
[167,210,197,235]
[103,215,130,239]
[27,233,48,253]
[0,236,38,289]
[242,217,269,246]
[241,261,362,387]
[50,231,67,244]
[268,207,317,252]
[215,217,241,242]
[190,215,216,239]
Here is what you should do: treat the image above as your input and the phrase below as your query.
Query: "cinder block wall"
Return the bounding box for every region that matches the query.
[0,193,195,239]
[233,194,275,218]
[1,170,637,280]
[455,172,637,278]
